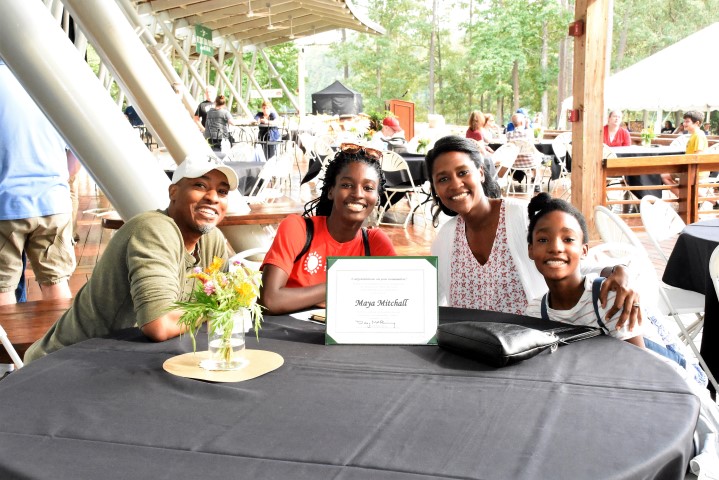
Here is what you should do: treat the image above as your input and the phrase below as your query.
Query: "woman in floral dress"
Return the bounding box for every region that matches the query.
[425,136,641,328]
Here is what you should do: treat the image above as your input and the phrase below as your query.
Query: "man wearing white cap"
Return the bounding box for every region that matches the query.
[25,155,239,363]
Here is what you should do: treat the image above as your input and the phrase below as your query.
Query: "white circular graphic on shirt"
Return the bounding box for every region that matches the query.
[304,251,323,275]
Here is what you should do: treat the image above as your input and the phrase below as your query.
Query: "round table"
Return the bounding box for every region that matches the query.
[664,218,719,391]
[0,308,698,479]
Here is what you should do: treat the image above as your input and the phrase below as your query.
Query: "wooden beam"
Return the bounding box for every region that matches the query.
[572,0,610,239]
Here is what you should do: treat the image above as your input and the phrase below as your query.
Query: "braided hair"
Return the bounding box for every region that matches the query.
[424,135,501,227]
[303,148,386,217]
[527,192,589,244]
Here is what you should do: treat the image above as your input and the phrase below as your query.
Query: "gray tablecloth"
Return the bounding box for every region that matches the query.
[0,308,698,479]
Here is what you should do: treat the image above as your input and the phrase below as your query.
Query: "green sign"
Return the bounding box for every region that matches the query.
[195,24,214,56]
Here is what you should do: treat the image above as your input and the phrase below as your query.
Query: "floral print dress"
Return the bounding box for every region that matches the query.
[449,201,527,314]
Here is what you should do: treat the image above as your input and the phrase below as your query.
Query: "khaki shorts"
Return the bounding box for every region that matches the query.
[0,214,76,292]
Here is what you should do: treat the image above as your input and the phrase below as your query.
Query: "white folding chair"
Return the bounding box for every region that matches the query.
[670,134,690,150]
[228,247,269,272]
[640,195,686,263]
[378,150,424,228]
[593,205,645,249]
[491,143,519,194]
[587,242,717,392]
[594,205,708,353]
[554,131,572,144]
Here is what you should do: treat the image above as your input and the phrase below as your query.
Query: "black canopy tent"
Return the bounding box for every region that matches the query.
[311,80,363,115]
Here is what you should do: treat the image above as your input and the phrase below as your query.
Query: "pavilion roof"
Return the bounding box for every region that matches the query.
[134,0,384,48]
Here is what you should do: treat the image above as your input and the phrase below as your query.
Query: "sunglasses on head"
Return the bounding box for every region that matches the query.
[339,143,383,162]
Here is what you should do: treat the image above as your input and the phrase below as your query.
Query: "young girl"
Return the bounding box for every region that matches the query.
[524,193,707,387]
[259,144,396,314]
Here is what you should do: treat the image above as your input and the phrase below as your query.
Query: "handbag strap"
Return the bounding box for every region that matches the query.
[590,277,611,335]
[539,279,607,344]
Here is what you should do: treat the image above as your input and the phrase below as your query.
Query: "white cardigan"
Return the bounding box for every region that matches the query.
[431,197,548,307]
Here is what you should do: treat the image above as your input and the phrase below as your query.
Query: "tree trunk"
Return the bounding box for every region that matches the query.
[540,20,549,124]
[557,35,566,128]
[615,4,631,70]
[512,60,519,111]
[342,29,349,80]
[428,0,437,114]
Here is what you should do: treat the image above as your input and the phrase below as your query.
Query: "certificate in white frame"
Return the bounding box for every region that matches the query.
[325,256,438,345]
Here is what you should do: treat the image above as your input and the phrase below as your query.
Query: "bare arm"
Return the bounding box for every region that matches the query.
[259,265,326,315]
[140,309,187,342]
[193,115,205,132]
[624,335,645,348]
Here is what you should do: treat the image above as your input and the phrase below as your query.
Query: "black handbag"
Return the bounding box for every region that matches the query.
[437,321,602,368]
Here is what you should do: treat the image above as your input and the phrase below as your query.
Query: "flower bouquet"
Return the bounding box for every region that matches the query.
[173,257,263,370]
[417,138,431,154]
[640,126,655,146]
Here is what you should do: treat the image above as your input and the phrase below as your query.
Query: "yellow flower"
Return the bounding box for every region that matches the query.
[205,256,223,275]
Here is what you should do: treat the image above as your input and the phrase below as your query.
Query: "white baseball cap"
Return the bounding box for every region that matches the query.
[171,154,238,191]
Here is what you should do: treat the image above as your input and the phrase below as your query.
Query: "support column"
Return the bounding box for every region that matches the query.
[0,0,169,219]
[258,46,301,113]
[117,0,195,114]
[571,0,610,238]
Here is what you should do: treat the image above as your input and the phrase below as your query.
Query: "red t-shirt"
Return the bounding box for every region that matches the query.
[466,128,483,141]
[603,125,631,146]
[261,215,396,288]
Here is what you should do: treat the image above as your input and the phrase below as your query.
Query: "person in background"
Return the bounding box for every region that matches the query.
[704,123,712,135]
[424,136,641,328]
[370,116,406,153]
[124,105,144,127]
[663,111,707,196]
[465,111,494,158]
[193,85,217,133]
[481,114,500,141]
[661,121,674,134]
[466,111,485,142]
[506,108,531,132]
[260,144,396,315]
[25,155,239,362]
[603,110,631,147]
[255,101,281,160]
[0,60,76,306]
[204,95,236,153]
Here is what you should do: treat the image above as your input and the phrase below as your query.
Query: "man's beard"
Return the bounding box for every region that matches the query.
[196,224,216,235]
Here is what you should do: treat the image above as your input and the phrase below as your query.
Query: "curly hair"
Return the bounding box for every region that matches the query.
[303,148,386,217]
[526,192,588,244]
[424,135,501,226]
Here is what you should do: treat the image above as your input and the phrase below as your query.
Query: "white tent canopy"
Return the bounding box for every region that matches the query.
[561,22,719,124]
[605,22,719,112]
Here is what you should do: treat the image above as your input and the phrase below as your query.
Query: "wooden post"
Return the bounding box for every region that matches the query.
[571,0,610,239]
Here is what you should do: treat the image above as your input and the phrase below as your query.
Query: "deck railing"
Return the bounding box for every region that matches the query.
[602,153,719,223]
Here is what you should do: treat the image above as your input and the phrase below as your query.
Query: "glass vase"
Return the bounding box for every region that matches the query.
[199,310,249,371]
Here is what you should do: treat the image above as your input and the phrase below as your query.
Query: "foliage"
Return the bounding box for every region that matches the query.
[234,43,299,114]
[173,257,264,355]
[640,126,655,144]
